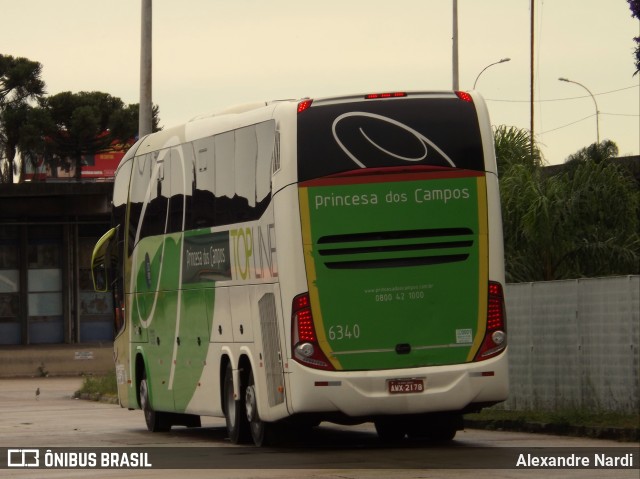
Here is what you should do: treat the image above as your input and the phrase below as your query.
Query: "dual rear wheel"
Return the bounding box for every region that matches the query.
[137,361,272,445]
[223,363,280,447]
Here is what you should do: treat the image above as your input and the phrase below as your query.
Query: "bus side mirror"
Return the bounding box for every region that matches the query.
[91,227,117,293]
[93,263,108,291]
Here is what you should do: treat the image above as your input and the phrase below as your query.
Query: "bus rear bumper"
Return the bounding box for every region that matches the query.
[286,350,508,418]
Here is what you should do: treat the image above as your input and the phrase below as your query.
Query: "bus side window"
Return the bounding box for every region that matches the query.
[134,150,169,244]
[187,120,275,230]
[192,136,217,229]
[214,131,235,226]
[255,120,275,207]
[254,120,277,218]
[167,145,193,234]
[129,153,152,255]
[113,158,132,256]
[235,125,258,210]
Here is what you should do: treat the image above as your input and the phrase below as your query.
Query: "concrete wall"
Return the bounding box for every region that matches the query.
[0,344,114,378]
[503,275,639,414]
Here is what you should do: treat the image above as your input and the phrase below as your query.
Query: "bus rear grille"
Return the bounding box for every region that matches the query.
[317,228,473,270]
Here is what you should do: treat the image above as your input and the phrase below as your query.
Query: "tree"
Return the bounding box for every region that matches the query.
[0,54,46,182]
[493,125,543,178]
[44,91,122,179]
[15,105,55,179]
[1,54,162,182]
[109,102,161,142]
[557,160,639,277]
[500,163,562,281]
[629,0,640,75]
[564,139,618,164]
[497,131,639,282]
[2,102,54,182]
[43,92,160,179]
[13,92,161,181]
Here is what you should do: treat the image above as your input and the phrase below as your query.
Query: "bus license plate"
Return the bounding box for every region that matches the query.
[388,378,424,394]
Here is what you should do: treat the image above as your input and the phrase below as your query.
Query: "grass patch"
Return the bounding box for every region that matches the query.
[465,408,640,430]
[74,370,118,399]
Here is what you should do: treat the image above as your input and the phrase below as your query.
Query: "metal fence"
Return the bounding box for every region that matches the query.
[502,275,639,414]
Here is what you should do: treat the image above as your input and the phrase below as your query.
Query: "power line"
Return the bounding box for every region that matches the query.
[540,114,596,135]
[486,84,639,103]
[600,112,640,117]
[540,111,639,135]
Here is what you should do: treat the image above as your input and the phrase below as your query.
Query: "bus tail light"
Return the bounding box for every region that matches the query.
[474,281,507,361]
[292,293,334,370]
[297,99,313,113]
[365,92,407,99]
[455,91,473,103]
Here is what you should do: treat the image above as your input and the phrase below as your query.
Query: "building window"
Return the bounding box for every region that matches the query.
[0,226,20,345]
[27,226,63,344]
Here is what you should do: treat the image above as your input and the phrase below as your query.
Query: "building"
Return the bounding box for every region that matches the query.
[0,182,114,346]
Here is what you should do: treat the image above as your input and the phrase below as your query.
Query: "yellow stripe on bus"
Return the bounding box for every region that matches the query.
[467,176,489,362]
[298,187,342,370]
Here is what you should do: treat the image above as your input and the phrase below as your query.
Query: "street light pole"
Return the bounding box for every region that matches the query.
[139,0,153,138]
[473,58,511,90]
[452,0,459,90]
[558,77,600,145]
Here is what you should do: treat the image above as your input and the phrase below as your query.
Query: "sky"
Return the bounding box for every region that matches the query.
[2,0,639,165]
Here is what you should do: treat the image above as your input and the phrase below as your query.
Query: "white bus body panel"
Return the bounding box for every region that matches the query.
[285,352,508,417]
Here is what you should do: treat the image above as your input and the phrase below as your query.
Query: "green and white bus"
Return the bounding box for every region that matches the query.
[92,90,507,446]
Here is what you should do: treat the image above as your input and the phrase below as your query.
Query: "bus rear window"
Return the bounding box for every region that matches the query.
[297,96,485,182]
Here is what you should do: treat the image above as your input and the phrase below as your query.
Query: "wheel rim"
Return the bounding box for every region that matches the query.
[140,379,148,410]
[140,378,153,424]
[245,384,256,423]
[245,380,265,445]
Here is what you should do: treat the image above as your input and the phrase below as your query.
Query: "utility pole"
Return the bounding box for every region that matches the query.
[452,0,459,90]
[139,0,153,138]
[530,0,535,160]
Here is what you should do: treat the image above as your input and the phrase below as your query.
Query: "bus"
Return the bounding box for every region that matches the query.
[91,90,508,446]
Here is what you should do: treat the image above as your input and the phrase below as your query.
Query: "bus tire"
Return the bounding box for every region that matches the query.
[139,372,171,432]
[245,369,265,446]
[245,368,284,447]
[223,363,250,444]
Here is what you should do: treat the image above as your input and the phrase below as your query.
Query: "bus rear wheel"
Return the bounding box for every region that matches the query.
[245,369,285,447]
[139,373,170,432]
[245,370,266,446]
[223,363,250,444]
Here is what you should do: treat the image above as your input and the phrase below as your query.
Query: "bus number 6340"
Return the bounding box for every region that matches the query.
[329,324,361,340]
